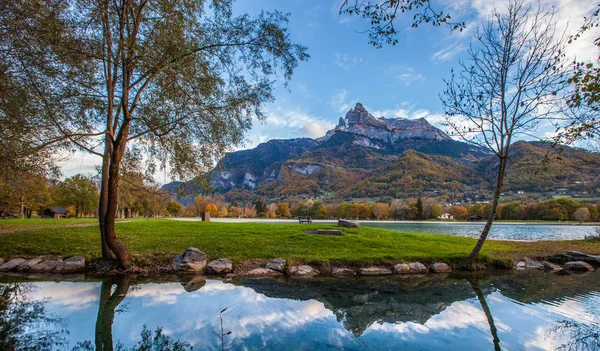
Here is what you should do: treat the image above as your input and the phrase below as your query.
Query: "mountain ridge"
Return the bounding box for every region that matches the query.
[163,103,600,203]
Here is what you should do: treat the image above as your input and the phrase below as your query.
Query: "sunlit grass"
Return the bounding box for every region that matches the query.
[0,218,598,266]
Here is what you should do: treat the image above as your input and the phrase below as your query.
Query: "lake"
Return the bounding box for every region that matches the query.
[360,222,600,241]
[204,218,600,241]
[2,271,600,350]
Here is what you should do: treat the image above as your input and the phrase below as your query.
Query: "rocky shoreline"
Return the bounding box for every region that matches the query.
[2,221,599,278]
[0,248,598,279]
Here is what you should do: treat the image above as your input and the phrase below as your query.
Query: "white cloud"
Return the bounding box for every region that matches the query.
[444,0,600,63]
[30,282,101,310]
[243,103,336,148]
[334,52,364,70]
[431,42,467,61]
[330,89,359,113]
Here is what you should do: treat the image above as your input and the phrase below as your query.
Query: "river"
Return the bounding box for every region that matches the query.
[1,271,599,350]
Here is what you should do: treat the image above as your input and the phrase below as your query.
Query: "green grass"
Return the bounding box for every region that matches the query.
[0,218,100,233]
[1,218,599,267]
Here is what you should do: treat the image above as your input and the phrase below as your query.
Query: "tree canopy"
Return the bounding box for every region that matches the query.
[1,0,308,268]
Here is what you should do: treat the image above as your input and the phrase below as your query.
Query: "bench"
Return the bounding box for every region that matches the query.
[298,216,312,224]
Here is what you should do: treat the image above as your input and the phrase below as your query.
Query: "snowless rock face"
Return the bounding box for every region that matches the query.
[243,173,256,189]
[213,171,235,189]
[291,164,323,175]
[324,103,451,144]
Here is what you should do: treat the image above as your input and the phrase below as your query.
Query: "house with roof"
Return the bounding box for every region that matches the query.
[438,213,454,220]
[43,207,70,219]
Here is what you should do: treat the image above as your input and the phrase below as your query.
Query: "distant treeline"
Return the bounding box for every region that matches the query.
[174,196,599,222]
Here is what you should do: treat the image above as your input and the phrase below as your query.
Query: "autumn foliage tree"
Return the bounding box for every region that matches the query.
[1,0,307,269]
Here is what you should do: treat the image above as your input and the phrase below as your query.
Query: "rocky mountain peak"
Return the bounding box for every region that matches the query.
[327,102,451,143]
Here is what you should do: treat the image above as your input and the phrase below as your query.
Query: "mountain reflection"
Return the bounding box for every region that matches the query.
[1,270,599,350]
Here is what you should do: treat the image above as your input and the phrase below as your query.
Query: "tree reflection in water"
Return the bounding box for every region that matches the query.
[549,307,600,351]
[468,279,502,351]
[0,283,68,351]
[73,277,192,351]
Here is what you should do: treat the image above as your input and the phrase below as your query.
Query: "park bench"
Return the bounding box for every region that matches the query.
[298,216,312,224]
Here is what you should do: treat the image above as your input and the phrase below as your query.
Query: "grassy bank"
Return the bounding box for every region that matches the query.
[1,218,599,267]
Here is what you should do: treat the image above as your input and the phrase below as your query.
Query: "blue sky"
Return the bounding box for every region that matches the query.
[233,0,599,149]
[58,0,599,180]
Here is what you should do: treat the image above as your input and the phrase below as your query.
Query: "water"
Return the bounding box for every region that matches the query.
[2,271,600,350]
[360,222,600,241]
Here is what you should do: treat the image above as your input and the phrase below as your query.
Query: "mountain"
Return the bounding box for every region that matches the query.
[163,103,600,203]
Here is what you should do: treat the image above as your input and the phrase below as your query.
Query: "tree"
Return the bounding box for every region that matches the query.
[0,170,52,218]
[554,5,600,146]
[574,207,591,224]
[416,197,424,220]
[275,203,291,218]
[339,0,465,47]
[442,1,566,259]
[371,203,390,220]
[449,205,468,220]
[2,0,308,269]
[166,202,182,217]
[431,204,444,218]
[55,174,99,218]
[205,204,218,217]
[254,200,267,217]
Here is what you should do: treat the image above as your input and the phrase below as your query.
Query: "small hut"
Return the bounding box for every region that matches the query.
[0,209,18,219]
[43,207,69,219]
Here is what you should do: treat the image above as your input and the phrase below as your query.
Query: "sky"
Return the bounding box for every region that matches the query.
[58,0,600,183]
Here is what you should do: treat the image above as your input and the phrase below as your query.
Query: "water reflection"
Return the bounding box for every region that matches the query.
[1,271,600,350]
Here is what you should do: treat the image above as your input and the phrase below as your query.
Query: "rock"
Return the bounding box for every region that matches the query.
[17,257,44,273]
[0,258,27,272]
[516,261,526,269]
[173,247,207,272]
[30,257,62,272]
[265,258,286,272]
[393,262,428,274]
[338,219,359,228]
[543,261,564,272]
[518,257,544,269]
[56,256,86,273]
[358,267,393,276]
[564,261,595,272]
[430,263,452,273]
[549,251,600,265]
[178,275,206,292]
[287,265,318,278]
[246,268,283,277]
[565,251,600,264]
[0,258,4,266]
[331,268,356,277]
[205,258,233,274]
[585,235,600,242]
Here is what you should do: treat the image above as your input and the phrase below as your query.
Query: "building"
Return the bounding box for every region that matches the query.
[438,213,454,220]
[0,209,18,219]
[43,207,69,219]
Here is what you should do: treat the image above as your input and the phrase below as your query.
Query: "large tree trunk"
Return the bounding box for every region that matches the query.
[98,140,115,261]
[103,120,132,269]
[95,277,131,351]
[468,156,508,259]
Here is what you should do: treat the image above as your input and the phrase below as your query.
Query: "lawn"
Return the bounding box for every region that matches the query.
[0,217,131,233]
[1,218,599,267]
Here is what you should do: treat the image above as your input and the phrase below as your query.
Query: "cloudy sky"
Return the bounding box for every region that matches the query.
[59,0,600,182]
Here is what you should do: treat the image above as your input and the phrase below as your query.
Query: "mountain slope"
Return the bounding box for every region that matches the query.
[162,103,600,202]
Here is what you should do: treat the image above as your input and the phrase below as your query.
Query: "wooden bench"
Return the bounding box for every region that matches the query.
[298,216,312,224]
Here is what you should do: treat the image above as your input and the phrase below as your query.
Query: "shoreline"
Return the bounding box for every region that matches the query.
[170,217,600,226]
